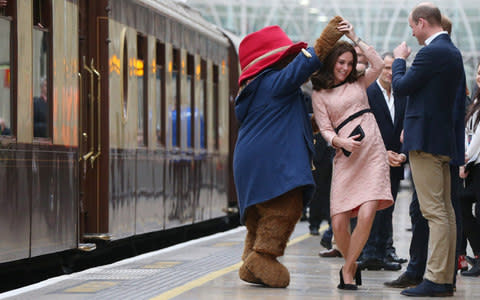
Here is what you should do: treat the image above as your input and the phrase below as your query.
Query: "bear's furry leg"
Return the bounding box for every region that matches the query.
[239,188,303,288]
[241,207,260,261]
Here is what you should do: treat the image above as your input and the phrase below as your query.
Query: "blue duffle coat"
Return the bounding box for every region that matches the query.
[234,47,322,224]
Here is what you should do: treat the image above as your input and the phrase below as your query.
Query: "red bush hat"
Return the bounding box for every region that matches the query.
[238,25,307,86]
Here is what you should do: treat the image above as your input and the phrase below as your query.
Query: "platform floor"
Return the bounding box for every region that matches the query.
[1,185,480,300]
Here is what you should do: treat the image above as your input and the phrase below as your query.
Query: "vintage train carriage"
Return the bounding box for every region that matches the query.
[0,0,239,265]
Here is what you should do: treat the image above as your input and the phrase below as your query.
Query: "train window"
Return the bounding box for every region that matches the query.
[187,54,194,148]
[195,59,206,149]
[213,65,219,150]
[170,47,180,149]
[155,41,165,147]
[0,9,12,136]
[137,33,147,147]
[33,0,50,28]
[32,0,51,138]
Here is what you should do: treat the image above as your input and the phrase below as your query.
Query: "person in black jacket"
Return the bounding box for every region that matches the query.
[358,52,407,271]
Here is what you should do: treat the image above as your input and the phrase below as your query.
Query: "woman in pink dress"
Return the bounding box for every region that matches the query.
[311,20,393,290]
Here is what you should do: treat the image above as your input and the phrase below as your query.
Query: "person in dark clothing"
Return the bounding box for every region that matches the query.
[358,52,407,271]
[33,78,48,138]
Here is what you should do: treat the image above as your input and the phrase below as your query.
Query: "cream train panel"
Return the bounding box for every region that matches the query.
[147,35,156,150]
[52,0,78,146]
[109,20,137,149]
[16,0,33,143]
[218,63,229,155]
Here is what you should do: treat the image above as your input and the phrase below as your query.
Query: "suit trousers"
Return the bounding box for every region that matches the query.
[409,150,456,284]
[405,165,462,282]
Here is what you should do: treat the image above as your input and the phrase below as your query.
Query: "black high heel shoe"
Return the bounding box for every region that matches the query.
[338,267,358,290]
[355,264,362,286]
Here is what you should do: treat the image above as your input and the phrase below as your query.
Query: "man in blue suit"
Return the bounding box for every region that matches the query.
[390,3,465,297]
[359,52,407,271]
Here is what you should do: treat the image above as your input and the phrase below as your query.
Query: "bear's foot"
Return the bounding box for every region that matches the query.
[239,263,263,284]
[243,251,290,288]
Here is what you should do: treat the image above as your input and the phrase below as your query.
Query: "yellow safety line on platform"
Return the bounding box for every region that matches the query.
[150,224,328,300]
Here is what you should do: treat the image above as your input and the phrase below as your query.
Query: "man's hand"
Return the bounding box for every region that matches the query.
[0,0,7,8]
[393,42,411,60]
[387,150,406,167]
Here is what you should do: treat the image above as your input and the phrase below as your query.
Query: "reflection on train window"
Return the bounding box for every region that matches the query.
[137,33,147,147]
[0,17,12,136]
[33,0,50,28]
[33,23,50,138]
[170,48,180,149]
[155,41,165,147]
[186,54,194,148]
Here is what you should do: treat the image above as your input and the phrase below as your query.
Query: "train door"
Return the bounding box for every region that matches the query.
[78,0,110,241]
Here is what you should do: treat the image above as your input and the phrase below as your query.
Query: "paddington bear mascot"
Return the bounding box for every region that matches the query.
[233,17,344,288]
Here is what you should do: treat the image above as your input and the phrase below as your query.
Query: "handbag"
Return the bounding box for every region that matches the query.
[334,109,371,157]
[342,125,365,157]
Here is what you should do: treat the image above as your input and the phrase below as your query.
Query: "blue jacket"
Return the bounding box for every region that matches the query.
[392,34,465,165]
[367,81,407,181]
[234,47,321,223]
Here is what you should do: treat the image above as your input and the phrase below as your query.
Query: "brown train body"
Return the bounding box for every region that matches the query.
[0,0,239,264]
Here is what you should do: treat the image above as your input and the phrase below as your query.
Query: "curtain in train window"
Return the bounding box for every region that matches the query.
[0,17,11,136]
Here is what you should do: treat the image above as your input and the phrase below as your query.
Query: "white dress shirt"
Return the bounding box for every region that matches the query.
[425,31,448,46]
[376,80,395,123]
[466,99,480,165]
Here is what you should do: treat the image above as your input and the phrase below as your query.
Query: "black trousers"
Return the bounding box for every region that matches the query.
[459,164,480,256]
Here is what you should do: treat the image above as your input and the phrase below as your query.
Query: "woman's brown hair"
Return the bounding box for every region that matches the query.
[311,41,359,91]
[466,62,480,130]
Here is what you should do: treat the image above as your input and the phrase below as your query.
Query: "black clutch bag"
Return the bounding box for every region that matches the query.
[342,125,365,157]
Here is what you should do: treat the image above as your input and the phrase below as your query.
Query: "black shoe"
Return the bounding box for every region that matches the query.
[401,279,454,297]
[386,252,407,264]
[338,267,357,290]
[358,258,400,271]
[384,272,423,288]
[461,260,480,277]
[466,255,478,266]
[320,238,332,250]
[355,264,362,286]
[319,248,342,258]
[383,259,402,271]
[309,227,319,235]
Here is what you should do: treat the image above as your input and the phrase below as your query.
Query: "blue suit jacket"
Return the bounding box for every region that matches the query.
[234,47,321,223]
[392,34,465,165]
[367,82,407,181]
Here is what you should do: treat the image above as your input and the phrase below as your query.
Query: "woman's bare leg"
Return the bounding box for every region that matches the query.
[332,201,378,284]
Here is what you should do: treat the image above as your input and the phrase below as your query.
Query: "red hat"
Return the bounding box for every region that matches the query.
[238,25,307,86]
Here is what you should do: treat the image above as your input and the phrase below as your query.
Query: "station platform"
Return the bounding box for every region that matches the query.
[1,186,480,300]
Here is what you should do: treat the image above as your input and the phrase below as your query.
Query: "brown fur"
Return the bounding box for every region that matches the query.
[243,252,290,288]
[314,16,344,61]
[242,208,260,261]
[239,188,303,287]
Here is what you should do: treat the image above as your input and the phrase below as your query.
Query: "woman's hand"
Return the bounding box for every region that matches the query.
[334,135,362,153]
[337,19,357,42]
[459,166,469,179]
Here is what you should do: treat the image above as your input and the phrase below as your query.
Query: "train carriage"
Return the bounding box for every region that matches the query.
[0,0,239,267]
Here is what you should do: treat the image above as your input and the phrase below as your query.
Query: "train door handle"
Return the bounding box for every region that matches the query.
[82,57,95,163]
[90,61,101,167]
